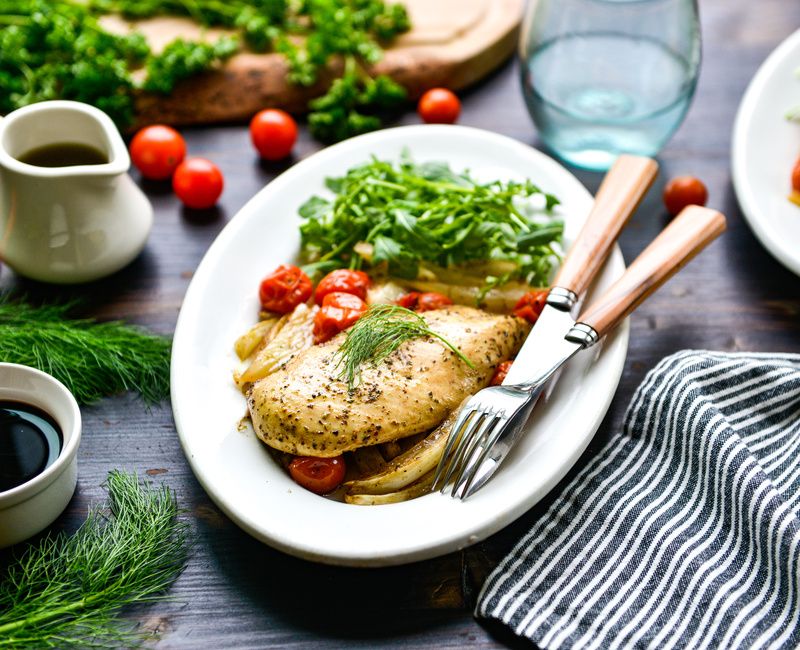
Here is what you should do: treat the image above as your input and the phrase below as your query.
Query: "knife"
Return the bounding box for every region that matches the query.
[456,206,727,498]
[503,154,658,386]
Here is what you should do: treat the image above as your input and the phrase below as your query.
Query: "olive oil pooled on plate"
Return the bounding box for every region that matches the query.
[17,142,108,167]
[0,401,62,492]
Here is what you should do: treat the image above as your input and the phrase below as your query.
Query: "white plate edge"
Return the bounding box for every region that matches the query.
[731,28,800,277]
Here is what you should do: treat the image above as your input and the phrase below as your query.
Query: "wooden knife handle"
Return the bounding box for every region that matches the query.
[553,155,658,296]
[575,206,727,339]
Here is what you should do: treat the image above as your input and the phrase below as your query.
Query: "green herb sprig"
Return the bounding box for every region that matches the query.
[0,0,411,141]
[0,296,170,404]
[0,471,190,649]
[0,0,237,127]
[142,36,240,94]
[333,304,473,391]
[299,153,563,286]
[307,57,407,143]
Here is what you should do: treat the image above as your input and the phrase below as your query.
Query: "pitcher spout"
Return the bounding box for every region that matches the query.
[0,100,129,178]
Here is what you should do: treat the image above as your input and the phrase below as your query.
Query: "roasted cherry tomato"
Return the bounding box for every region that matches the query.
[130,125,186,180]
[258,264,313,314]
[314,269,371,305]
[396,291,421,309]
[417,88,461,124]
[513,290,548,324]
[172,157,224,209]
[396,291,452,311]
[313,292,368,343]
[288,456,346,495]
[791,158,800,207]
[416,292,453,311]
[250,109,298,161]
[490,360,514,386]
[663,175,708,217]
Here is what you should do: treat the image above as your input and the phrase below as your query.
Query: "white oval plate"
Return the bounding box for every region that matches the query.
[732,28,800,276]
[171,125,628,567]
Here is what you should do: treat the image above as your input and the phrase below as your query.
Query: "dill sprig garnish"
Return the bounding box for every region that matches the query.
[333,304,473,391]
[0,295,170,404]
[0,471,191,649]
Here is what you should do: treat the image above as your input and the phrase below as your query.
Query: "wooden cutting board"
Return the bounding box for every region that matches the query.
[100,0,523,127]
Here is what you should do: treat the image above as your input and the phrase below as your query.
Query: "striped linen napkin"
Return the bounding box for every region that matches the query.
[477,350,800,649]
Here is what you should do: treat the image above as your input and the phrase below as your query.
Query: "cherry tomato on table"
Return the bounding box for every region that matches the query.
[396,291,453,311]
[258,264,313,314]
[792,157,800,193]
[314,269,371,305]
[513,290,548,325]
[490,360,514,386]
[288,456,346,495]
[663,175,708,217]
[250,109,298,161]
[417,88,461,124]
[313,292,368,343]
[172,157,224,209]
[129,125,186,180]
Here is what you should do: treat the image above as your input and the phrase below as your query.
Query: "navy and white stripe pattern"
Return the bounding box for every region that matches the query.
[477,351,800,649]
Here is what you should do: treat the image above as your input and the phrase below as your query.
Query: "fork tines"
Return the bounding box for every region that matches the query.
[432,401,508,498]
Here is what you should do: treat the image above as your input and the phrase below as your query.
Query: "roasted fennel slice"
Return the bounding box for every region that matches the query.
[236,304,317,386]
[343,406,460,496]
[345,472,435,505]
[365,281,406,305]
[234,318,280,361]
[393,278,534,313]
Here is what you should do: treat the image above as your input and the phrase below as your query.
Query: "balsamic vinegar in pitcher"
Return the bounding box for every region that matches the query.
[17,142,108,167]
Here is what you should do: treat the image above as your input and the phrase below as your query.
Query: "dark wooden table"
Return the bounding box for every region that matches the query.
[3,1,800,647]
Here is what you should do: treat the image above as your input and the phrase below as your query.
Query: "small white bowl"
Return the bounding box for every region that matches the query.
[0,363,81,548]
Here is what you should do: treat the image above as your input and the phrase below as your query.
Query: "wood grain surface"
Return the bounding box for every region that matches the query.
[578,206,727,338]
[2,2,800,648]
[107,0,524,126]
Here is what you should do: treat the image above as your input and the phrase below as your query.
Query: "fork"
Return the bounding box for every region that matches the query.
[433,205,727,499]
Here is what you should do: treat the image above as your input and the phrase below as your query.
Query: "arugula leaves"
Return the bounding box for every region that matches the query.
[299,153,563,288]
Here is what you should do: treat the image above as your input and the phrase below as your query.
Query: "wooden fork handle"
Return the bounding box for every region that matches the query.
[553,155,658,297]
[575,206,726,340]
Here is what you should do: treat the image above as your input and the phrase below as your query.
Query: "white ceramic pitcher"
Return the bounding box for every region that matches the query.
[0,101,153,283]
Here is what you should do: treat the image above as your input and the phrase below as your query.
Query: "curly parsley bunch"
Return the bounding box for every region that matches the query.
[0,0,411,141]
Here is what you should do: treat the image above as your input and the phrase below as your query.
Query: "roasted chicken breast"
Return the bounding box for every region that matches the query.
[247,306,529,457]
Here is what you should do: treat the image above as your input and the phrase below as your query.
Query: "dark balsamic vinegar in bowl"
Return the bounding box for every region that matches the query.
[0,401,62,492]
